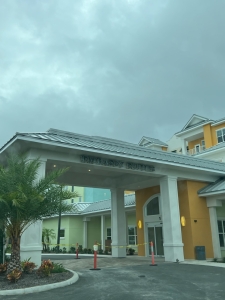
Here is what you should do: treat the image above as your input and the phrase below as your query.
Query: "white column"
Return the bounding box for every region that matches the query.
[207,198,222,259]
[20,159,46,267]
[111,188,126,257]
[160,176,184,262]
[208,207,221,258]
[83,217,90,249]
[101,215,105,251]
[181,139,187,155]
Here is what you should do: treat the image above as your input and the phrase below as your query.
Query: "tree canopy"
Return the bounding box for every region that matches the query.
[0,155,79,271]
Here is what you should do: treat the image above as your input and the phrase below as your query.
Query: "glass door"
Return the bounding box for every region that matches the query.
[148,225,164,256]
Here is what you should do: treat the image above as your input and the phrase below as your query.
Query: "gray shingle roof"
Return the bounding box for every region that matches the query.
[2,128,225,173]
[82,193,135,214]
[140,136,168,147]
[198,178,225,195]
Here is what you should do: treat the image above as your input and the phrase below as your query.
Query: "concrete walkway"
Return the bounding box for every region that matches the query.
[6,256,225,300]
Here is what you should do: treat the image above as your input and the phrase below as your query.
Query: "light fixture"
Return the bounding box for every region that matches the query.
[181,216,186,227]
[88,169,91,172]
[138,220,142,229]
[53,164,56,168]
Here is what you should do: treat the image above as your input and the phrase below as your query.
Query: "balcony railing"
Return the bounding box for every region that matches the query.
[187,145,205,155]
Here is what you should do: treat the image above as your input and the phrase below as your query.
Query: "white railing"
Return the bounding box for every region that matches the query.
[187,145,205,155]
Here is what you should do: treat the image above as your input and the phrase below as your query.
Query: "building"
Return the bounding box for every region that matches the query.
[1,115,225,266]
[43,193,137,252]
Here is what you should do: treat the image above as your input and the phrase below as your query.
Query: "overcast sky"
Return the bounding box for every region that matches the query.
[1,0,225,148]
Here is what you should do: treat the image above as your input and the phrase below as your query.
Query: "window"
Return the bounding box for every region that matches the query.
[195,144,200,153]
[216,128,225,143]
[128,226,137,245]
[106,228,111,240]
[218,220,225,247]
[146,197,159,215]
[60,229,65,239]
[72,186,74,192]
[201,140,205,150]
[71,198,74,203]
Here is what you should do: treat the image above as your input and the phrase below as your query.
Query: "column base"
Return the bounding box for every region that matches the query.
[164,243,184,262]
[20,246,42,267]
[111,245,126,258]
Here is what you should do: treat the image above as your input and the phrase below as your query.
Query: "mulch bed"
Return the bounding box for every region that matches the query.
[0,271,73,290]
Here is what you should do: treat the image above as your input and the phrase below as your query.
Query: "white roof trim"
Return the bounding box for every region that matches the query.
[211,121,225,127]
[176,121,212,136]
[182,114,209,131]
[198,190,225,197]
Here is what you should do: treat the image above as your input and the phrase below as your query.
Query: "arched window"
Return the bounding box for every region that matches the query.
[146,196,159,216]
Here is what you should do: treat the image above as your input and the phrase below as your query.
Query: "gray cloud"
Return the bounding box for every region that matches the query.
[1,0,225,147]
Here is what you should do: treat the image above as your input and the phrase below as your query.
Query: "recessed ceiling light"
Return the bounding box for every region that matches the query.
[53,165,57,168]
[88,169,91,172]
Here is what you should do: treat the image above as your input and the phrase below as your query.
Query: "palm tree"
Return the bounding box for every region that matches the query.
[42,228,56,252]
[0,155,78,272]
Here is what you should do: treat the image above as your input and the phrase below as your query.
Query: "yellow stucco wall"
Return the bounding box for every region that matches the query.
[178,181,214,259]
[203,124,213,148]
[135,186,160,256]
[136,181,213,259]
[188,137,204,150]
[162,147,167,151]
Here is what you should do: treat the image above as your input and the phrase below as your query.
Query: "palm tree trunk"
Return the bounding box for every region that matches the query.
[7,235,22,273]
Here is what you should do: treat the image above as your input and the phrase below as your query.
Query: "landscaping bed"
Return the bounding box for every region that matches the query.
[0,270,73,290]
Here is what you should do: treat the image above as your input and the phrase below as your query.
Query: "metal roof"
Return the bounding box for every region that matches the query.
[2,128,225,173]
[198,178,225,195]
[82,193,135,214]
[140,136,168,147]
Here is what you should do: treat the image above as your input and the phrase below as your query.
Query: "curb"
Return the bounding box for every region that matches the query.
[0,269,79,296]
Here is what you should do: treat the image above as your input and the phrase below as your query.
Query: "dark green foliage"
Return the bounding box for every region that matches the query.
[70,247,76,253]
[128,248,135,255]
[51,262,66,273]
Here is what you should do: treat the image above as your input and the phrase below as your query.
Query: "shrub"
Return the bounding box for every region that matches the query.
[128,248,135,255]
[37,259,54,277]
[21,258,36,274]
[87,248,92,254]
[70,247,76,253]
[98,249,104,255]
[62,247,67,253]
[7,269,22,283]
[104,249,109,255]
[222,257,225,263]
[83,248,88,254]
[51,262,66,273]
[213,258,218,262]
[0,263,7,274]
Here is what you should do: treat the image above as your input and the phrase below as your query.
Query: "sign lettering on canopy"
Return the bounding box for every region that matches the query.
[80,155,155,172]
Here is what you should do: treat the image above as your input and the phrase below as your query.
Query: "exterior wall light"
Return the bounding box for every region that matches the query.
[138,220,142,229]
[181,216,186,227]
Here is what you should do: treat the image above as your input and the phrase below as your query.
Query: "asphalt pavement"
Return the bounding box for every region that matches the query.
[1,259,225,300]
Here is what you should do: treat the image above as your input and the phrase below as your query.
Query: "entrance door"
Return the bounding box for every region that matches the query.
[147,225,164,256]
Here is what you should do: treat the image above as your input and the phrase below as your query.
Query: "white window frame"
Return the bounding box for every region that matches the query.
[60,228,65,240]
[106,227,111,240]
[217,219,225,249]
[195,144,200,153]
[128,225,137,245]
[216,128,225,144]
[201,140,205,150]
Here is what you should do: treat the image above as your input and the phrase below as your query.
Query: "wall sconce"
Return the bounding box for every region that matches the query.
[138,220,142,229]
[180,216,186,227]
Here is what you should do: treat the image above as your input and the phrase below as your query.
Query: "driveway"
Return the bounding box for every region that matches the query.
[1,257,225,300]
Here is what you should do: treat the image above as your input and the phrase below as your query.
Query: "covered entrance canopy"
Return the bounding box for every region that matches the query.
[1,128,225,265]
